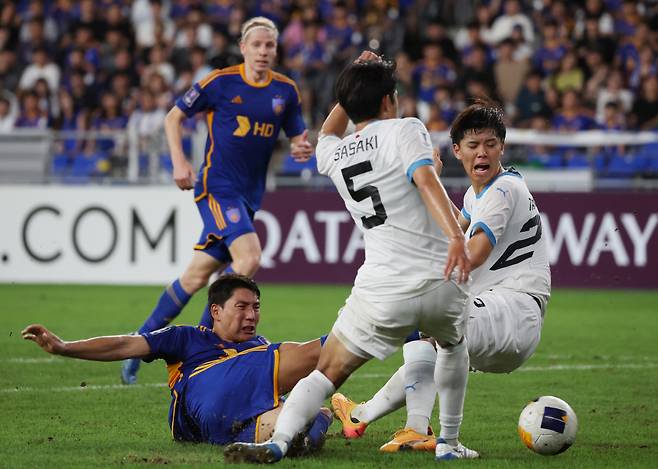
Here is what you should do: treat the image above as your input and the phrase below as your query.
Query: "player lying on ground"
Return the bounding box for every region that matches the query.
[222,51,478,464]
[23,274,332,450]
[332,99,551,452]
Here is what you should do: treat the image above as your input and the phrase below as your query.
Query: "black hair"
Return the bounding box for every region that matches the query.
[208,274,260,307]
[449,98,506,145]
[334,57,397,124]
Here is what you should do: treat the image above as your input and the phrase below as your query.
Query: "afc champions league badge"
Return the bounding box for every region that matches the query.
[226,207,241,224]
[272,95,286,115]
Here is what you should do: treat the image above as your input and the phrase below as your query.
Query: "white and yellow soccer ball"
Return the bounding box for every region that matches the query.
[518,396,578,455]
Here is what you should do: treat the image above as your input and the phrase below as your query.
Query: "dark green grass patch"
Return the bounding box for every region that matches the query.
[1,285,656,467]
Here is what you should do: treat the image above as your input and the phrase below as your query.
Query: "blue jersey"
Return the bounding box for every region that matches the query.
[142,325,282,444]
[175,64,306,211]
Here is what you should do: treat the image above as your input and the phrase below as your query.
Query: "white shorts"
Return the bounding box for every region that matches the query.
[466,288,544,373]
[332,280,469,360]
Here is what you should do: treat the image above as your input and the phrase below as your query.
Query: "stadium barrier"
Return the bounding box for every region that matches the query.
[1,186,656,288]
[1,128,658,189]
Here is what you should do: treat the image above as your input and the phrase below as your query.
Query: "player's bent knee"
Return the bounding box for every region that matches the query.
[232,254,261,277]
[180,270,213,293]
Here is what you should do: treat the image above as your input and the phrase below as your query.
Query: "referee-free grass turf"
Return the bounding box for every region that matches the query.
[1,284,657,468]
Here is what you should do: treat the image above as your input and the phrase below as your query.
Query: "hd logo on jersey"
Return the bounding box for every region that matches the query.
[272,96,286,115]
[233,116,274,137]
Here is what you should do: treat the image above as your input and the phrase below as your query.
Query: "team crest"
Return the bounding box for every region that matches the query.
[272,96,286,115]
[182,87,200,107]
[226,206,241,223]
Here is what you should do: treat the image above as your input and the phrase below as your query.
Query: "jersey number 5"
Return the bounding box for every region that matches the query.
[342,161,388,229]
[490,214,542,271]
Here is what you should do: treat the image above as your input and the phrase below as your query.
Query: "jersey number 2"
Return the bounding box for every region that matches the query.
[490,214,542,271]
[342,161,388,229]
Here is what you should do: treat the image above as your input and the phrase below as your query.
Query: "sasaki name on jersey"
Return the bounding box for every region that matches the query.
[333,135,378,161]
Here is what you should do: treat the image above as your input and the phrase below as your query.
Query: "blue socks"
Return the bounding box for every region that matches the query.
[138,279,192,334]
[306,411,333,450]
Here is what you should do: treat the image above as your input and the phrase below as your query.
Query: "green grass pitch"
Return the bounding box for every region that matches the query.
[1,284,657,468]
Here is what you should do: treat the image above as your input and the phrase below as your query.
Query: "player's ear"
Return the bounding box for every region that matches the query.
[210,304,221,321]
[453,143,463,161]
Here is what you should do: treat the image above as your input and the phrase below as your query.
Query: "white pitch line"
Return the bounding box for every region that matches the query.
[1,382,167,394]
[356,362,658,380]
[2,362,657,394]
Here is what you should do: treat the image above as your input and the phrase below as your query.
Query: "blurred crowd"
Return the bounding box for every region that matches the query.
[1,0,658,177]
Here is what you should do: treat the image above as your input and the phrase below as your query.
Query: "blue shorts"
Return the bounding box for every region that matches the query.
[169,343,282,445]
[194,194,255,263]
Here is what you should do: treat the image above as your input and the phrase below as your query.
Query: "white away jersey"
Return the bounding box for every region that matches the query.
[462,170,551,304]
[316,118,453,302]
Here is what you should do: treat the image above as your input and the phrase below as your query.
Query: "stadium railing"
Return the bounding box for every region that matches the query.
[1,127,657,191]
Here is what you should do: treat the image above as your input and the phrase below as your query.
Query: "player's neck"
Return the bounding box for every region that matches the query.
[244,65,270,84]
[354,118,378,132]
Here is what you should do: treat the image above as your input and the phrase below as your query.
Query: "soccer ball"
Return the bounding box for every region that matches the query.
[518,396,578,455]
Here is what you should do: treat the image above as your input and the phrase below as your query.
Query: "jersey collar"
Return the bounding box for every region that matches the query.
[239,63,273,88]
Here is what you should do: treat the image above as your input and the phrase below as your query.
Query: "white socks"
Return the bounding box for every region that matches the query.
[270,370,335,454]
[402,340,438,434]
[435,339,469,444]
[351,365,405,423]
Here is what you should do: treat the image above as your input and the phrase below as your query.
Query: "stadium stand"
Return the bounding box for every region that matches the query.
[0,0,657,185]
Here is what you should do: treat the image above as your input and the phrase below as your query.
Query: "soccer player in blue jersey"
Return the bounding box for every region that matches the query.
[23,274,331,449]
[121,17,314,384]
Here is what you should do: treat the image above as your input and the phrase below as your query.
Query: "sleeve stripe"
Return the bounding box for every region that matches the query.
[406,158,434,182]
[470,222,496,246]
[461,207,471,221]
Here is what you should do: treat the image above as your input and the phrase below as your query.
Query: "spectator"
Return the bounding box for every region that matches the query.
[533,19,567,77]
[575,15,616,64]
[515,70,551,126]
[143,43,176,86]
[188,45,212,85]
[494,38,529,109]
[489,0,535,45]
[18,46,60,92]
[630,75,658,130]
[552,88,596,132]
[596,69,634,123]
[412,41,457,121]
[207,27,241,70]
[0,49,20,91]
[33,77,58,120]
[552,50,585,93]
[461,43,497,100]
[0,94,16,132]
[15,90,48,129]
[582,47,610,104]
[597,100,626,130]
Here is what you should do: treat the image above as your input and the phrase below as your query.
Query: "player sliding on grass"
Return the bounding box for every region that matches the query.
[332,99,552,453]
[223,51,478,464]
[121,16,313,385]
[23,274,332,450]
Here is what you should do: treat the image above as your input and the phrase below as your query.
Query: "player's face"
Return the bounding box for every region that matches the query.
[212,288,261,342]
[240,28,277,74]
[453,129,504,189]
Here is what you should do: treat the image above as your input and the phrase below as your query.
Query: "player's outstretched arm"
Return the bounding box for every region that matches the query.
[22,324,151,361]
[413,166,471,283]
[164,105,196,190]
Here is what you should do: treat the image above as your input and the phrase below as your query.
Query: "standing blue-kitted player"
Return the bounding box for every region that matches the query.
[122,16,314,384]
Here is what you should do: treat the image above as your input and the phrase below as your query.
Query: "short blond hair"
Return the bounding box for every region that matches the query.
[241,16,279,42]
